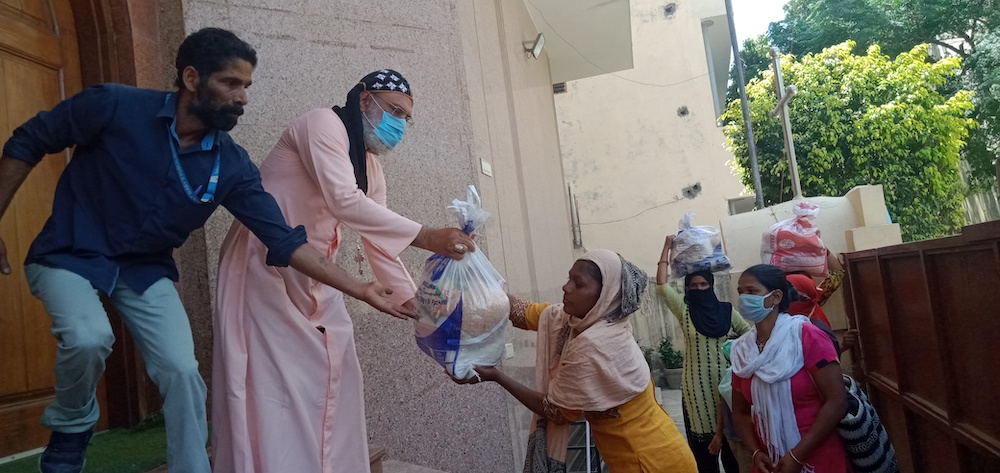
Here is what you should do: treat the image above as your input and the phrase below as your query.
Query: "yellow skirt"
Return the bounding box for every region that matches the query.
[587,381,697,473]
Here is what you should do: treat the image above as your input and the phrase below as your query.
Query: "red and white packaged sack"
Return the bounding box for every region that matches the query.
[761,201,828,277]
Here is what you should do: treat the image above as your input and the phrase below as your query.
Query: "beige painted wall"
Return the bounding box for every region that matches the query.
[175,0,574,471]
[453,0,577,467]
[718,185,902,339]
[553,0,747,276]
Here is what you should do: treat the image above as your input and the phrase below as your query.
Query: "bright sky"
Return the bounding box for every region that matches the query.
[731,0,788,44]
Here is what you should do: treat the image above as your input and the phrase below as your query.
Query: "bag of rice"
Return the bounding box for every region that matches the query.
[761,201,827,277]
[414,186,510,379]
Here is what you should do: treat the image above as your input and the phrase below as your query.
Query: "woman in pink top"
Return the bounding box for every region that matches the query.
[731,264,847,473]
[211,70,473,473]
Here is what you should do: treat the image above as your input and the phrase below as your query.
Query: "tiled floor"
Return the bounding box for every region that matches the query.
[655,387,688,440]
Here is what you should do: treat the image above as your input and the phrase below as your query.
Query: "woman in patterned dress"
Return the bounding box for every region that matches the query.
[657,235,752,472]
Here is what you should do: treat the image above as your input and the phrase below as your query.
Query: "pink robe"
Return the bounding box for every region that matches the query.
[212,108,422,473]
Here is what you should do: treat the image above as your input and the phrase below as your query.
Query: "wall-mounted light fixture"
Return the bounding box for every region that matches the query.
[523,32,545,59]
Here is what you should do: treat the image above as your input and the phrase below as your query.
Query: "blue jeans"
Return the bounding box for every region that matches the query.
[25,264,210,473]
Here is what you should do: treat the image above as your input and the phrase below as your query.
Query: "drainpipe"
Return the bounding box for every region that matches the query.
[724,0,764,209]
[568,183,583,249]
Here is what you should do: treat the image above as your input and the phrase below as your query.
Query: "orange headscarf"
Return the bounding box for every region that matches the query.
[785,274,831,327]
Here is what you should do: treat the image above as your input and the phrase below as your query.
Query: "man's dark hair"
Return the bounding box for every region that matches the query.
[174,28,257,89]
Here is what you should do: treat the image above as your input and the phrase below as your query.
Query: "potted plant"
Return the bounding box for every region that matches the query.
[641,346,664,386]
[641,346,655,368]
[658,337,684,389]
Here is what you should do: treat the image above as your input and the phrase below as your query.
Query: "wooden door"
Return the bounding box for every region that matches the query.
[843,221,1000,472]
[0,0,101,457]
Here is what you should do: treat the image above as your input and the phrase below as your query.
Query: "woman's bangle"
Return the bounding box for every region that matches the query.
[657,260,669,264]
[752,449,762,460]
[788,449,805,466]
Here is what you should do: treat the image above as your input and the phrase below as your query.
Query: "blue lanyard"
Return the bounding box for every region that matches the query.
[167,126,220,204]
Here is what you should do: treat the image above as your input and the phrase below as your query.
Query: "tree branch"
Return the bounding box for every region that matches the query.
[929,39,968,58]
[956,30,975,51]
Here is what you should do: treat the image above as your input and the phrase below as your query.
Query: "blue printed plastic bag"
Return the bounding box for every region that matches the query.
[414,186,510,379]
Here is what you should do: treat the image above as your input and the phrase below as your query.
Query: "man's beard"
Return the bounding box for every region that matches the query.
[361,108,394,156]
[189,84,244,131]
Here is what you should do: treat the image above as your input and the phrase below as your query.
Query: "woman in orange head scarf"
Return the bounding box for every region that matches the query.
[785,274,831,327]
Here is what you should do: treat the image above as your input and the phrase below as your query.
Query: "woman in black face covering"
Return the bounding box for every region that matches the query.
[657,235,753,473]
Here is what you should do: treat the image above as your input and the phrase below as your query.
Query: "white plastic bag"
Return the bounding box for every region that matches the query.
[761,201,827,276]
[414,186,510,379]
[671,212,731,277]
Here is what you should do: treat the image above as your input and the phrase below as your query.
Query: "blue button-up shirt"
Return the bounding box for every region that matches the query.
[3,83,307,294]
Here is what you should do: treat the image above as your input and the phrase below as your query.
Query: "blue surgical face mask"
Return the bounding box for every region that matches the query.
[737,291,776,323]
[368,97,406,148]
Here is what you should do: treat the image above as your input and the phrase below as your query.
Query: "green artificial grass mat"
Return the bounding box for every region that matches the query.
[0,413,168,473]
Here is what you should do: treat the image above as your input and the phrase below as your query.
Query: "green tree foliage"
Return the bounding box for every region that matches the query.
[726,35,773,106]
[768,0,895,56]
[968,32,1000,114]
[722,42,975,241]
[768,0,1000,58]
[765,0,1000,191]
[966,30,1000,173]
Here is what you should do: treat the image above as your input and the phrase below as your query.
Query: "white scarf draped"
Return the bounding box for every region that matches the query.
[731,313,813,472]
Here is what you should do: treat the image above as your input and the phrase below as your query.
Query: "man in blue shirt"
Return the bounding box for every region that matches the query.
[0,28,473,473]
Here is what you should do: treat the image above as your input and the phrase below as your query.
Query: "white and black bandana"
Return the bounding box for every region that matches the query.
[361,69,412,97]
[332,68,413,193]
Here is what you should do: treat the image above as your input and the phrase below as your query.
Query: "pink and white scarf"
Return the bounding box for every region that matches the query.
[732,313,814,472]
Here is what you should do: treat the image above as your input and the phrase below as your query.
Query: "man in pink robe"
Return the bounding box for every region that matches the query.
[212,70,471,472]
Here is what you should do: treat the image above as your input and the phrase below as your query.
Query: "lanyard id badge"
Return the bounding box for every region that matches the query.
[167,127,220,204]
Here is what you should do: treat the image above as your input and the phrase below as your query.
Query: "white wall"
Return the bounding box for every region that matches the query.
[455,0,578,466]
[554,0,746,276]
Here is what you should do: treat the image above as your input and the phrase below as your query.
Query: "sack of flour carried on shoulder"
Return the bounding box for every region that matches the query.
[414,186,510,379]
[761,201,827,277]
[671,212,731,277]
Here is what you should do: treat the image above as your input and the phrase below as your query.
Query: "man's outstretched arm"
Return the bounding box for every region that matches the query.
[0,156,34,275]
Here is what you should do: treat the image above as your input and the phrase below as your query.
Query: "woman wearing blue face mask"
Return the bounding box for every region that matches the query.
[730,265,847,473]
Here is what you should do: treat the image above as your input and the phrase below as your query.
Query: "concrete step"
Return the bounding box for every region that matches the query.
[382,458,449,473]
[370,444,387,473]
[146,444,393,472]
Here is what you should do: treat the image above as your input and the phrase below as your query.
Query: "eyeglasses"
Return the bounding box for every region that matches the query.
[372,94,413,124]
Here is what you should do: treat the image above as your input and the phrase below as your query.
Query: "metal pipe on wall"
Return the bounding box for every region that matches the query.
[769,47,803,199]
[724,0,764,209]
